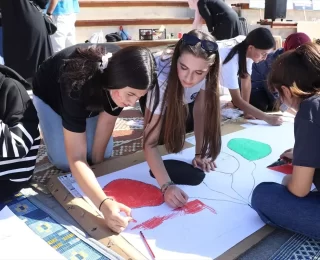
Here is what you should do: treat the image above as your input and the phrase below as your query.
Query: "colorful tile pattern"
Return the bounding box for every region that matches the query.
[0,194,110,260]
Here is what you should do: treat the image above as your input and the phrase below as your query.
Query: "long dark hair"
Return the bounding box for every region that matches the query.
[60,44,159,111]
[223,28,275,78]
[268,42,320,100]
[145,29,221,161]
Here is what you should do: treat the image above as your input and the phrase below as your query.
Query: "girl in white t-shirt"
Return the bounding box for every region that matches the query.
[220,28,283,126]
[141,30,221,208]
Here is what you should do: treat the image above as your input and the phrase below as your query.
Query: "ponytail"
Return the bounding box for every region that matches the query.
[60,46,106,95]
[223,41,248,78]
[60,46,107,111]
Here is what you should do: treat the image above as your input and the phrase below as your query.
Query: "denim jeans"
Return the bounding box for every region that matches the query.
[251,182,320,240]
[33,95,113,171]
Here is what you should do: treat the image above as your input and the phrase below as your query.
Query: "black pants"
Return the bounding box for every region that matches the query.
[250,88,277,112]
[139,96,194,144]
[0,180,29,201]
[239,78,277,112]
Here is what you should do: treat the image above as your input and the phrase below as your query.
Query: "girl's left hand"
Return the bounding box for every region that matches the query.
[192,155,216,172]
[244,113,256,120]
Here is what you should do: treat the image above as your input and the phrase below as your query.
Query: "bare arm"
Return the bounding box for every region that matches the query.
[286,166,314,197]
[240,76,251,103]
[47,0,59,14]
[64,128,133,233]
[143,109,188,207]
[143,110,171,187]
[63,129,109,209]
[91,112,117,164]
[192,8,204,30]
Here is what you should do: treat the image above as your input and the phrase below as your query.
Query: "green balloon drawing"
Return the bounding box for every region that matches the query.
[227,138,271,161]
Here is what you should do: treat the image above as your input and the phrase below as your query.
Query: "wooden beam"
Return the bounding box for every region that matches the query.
[79,0,189,8]
[258,21,298,28]
[76,18,195,27]
[114,39,179,48]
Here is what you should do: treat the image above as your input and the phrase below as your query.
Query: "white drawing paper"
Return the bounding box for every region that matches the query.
[73,123,295,259]
[0,206,65,259]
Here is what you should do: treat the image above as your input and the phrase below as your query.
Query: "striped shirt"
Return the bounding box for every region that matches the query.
[0,67,40,183]
[0,122,40,182]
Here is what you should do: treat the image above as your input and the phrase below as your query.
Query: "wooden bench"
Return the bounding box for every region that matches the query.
[76,18,196,27]
[79,0,189,7]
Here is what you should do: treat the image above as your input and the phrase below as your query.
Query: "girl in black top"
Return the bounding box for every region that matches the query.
[32,43,159,233]
[189,0,240,40]
[252,43,320,239]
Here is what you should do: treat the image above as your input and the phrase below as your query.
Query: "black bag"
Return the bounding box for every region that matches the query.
[43,14,57,35]
[29,0,57,35]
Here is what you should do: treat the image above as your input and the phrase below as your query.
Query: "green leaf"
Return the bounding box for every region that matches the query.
[227,138,271,161]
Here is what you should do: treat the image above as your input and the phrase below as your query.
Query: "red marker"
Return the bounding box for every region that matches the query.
[140,231,156,259]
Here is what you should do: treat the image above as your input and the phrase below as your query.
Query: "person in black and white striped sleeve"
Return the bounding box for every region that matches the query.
[0,65,40,200]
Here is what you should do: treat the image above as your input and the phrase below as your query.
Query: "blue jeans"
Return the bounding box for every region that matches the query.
[252,182,320,240]
[33,95,113,171]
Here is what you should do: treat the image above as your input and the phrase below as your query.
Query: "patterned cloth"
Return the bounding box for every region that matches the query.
[30,102,236,194]
[271,233,320,260]
[31,104,144,194]
[0,193,110,260]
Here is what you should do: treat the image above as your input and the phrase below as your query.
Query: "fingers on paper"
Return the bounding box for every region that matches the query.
[180,189,189,201]
[209,161,216,171]
[213,161,217,168]
[167,198,178,208]
[174,192,187,207]
[112,214,130,229]
[119,203,132,217]
[111,223,126,233]
[192,158,198,168]
[206,161,213,172]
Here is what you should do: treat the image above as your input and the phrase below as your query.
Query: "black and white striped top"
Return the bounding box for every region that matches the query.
[0,69,40,183]
[0,122,40,182]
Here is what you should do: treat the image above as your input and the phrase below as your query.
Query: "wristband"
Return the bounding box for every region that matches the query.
[195,153,201,156]
[46,12,52,16]
[161,181,174,194]
[98,197,114,211]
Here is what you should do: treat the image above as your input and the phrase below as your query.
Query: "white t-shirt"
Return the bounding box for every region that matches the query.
[146,55,206,115]
[218,36,254,90]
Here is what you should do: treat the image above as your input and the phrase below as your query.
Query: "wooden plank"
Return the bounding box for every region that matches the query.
[76,18,195,27]
[114,39,179,48]
[79,0,189,7]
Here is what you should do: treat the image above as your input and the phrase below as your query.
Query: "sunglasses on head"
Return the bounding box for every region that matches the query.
[182,34,218,53]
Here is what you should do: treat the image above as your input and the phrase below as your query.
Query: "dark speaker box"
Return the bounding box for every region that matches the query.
[264,0,287,21]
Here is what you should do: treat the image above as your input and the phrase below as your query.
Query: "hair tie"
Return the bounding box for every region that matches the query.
[100,52,112,72]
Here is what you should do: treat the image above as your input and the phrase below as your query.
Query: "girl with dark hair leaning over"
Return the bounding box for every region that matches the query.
[188,0,241,41]
[252,43,320,239]
[142,30,222,208]
[220,27,283,125]
[32,43,159,233]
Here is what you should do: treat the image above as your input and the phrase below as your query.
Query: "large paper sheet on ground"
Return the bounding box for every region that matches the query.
[0,206,65,259]
[74,123,294,259]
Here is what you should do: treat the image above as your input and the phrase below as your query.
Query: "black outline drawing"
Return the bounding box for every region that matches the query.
[191,140,267,207]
